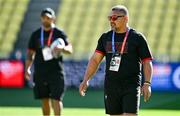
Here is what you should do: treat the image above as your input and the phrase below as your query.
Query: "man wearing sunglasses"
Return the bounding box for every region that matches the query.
[79,5,153,116]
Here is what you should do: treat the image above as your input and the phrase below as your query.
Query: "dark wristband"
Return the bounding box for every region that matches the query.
[144,81,151,84]
[144,81,151,85]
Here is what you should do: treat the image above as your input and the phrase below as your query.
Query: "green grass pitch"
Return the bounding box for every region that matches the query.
[0,88,180,116]
[0,107,180,116]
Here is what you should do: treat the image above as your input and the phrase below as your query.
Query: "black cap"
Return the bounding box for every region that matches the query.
[41,7,55,18]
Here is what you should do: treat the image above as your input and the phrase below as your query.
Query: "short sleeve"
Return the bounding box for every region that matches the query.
[60,31,69,46]
[137,33,153,62]
[95,34,106,55]
[28,32,36,51]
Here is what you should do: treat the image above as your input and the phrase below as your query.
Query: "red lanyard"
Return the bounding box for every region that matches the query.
[120,28,130,54]
[112,28,130,54]
[41,27,54,47]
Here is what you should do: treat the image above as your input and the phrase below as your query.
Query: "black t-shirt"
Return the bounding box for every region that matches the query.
[96,28,153,89]
[28,27,69,78]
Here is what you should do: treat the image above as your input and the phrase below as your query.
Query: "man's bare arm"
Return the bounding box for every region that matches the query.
[79,52,104,96]
[25,50,35,80]
[141,60,153,102]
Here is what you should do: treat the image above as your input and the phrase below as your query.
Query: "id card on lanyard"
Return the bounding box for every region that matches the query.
[109,28,130,72]
[41,27,54,61]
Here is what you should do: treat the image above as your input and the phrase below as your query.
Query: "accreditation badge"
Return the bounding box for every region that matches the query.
[42,47,53,61]
[109,54,121,72]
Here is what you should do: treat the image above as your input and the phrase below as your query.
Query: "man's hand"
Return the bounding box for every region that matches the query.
[141,84,151,102]
[25,68,31,81]
[53,47,64,53]
[55,46,64,51]
[51,47,64,58]
[79,80,89,96]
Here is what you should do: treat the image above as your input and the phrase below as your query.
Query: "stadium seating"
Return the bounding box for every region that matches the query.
[0,0,179,61]
[57,0,180,61]
[0,0,29,58]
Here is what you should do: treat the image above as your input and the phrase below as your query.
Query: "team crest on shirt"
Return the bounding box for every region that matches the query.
[106,41,128,53]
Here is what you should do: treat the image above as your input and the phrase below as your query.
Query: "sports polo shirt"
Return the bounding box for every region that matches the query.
[28,27,69,77]
[96,28,153,88]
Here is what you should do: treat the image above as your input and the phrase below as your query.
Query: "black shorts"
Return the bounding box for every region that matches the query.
[104,86,141,115]
[33,73,65,101]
